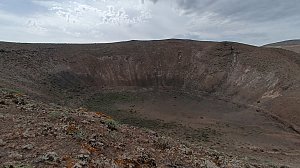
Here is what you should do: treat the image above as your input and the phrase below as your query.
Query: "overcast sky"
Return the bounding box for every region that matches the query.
[0,0,299,45]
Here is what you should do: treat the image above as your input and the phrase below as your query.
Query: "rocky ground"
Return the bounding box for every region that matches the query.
[0,88,289,168]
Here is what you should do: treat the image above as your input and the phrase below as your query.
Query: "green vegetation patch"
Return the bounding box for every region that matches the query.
[3,164,33,168]
[48,111,70,120]
[84,91,140,111]
[104,118,120,131]
[83,91,220,144]
[0,87,23,94]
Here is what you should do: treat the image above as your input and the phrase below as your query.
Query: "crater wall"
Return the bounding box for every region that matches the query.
[0,40,299,127]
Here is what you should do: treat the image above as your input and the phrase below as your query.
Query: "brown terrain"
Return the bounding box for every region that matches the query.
[0,39,300,168]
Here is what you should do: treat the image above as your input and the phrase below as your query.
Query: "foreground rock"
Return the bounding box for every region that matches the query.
[0,88,287,168]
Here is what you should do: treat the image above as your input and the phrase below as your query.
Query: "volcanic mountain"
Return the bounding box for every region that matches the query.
[0,39,300,167]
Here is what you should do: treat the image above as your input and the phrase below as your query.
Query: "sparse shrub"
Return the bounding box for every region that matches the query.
[48,111,62,120]
[104,119,119,131]
[73,129,86,140]
[262,160,280,168]
[267,163,279,168]
[48,111,69,120]
[65,124,87,140]
[83,91,139,112]
[0,87,23,94]
[155,136,173,150]
[4,164,33,168]
[37,152,61,164]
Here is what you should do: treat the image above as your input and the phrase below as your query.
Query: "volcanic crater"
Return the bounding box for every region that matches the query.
[1,39,300,167]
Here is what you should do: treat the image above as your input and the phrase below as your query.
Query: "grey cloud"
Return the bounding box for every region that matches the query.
[0,0,299,45]
[142,0,159,4]
[0,0,47,15]
[174,0,300,22]
[161,0,300,45]
[149,0,159,3]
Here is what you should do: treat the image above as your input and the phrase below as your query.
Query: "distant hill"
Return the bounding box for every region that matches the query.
[265,39,300,46]
[264,39,300,53]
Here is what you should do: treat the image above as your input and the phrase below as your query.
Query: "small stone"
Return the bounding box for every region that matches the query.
[0,114,5,119]
[0,151,7,158]
[72,154,90,167]
[77,154,90,161]
[23,128,30,137]
[0,139,6,146]
[37,152,60,163]
[8,152,23,160]
[0,100,8,105]
[22,128,35,138]
[2,161,20,167]
[72,163,83,168]
[205,160,218,168]
[81,120,90,124]
[22,144,34,150]
[183,147,193,155]
[79,148,91,155]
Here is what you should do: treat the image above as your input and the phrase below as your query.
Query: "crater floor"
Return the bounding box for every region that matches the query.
[84,90,300,167]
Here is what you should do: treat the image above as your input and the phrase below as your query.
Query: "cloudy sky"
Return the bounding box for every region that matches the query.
[0,0,299,45]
